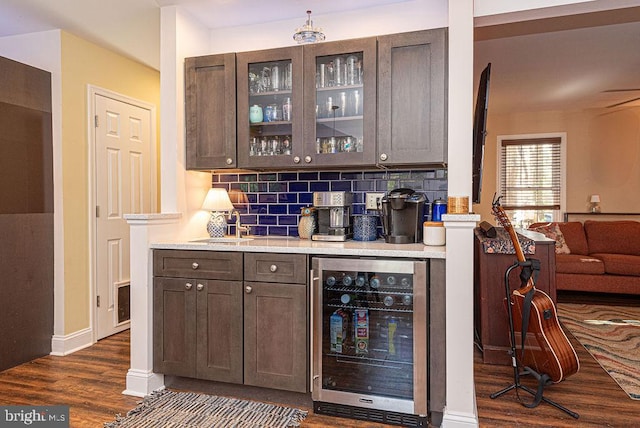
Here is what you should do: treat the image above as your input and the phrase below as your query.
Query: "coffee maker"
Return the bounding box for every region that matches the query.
[380,188,426,244]
[312,191,353,241]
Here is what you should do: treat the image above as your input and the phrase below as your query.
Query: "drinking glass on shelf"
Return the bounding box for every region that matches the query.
[338,92,347,117]
[349,90,361,116]
[282,97,292,121]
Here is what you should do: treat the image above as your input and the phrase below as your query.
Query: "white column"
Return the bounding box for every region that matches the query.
[442,0,479,426]
[442,215,480,427]
[123,213,181,397]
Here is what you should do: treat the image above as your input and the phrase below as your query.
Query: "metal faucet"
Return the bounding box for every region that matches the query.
[231,210,250,238]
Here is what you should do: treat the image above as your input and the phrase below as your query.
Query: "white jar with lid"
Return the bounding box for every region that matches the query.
[423,221,445,246]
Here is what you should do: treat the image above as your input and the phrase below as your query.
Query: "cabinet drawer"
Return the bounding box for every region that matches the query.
[244,253,307,284]
[153,250,242,280]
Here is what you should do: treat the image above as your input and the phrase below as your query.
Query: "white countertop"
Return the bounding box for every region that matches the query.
[151,236,446,259]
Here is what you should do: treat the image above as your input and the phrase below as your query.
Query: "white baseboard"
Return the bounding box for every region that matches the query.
[50,327,93,356]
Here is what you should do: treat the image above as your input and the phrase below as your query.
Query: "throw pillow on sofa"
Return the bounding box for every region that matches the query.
[531,223,571,254]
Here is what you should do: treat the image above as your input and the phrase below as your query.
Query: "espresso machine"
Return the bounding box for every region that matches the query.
[380,188,426,244]
[312,191,353,241]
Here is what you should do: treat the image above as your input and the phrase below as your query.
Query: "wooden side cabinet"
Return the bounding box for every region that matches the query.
[243,253,308,393]
[377,29,447,166]
[185,53,237,169]
[153,250,243,381]
[474,230,556,365]
[153,250,309,393]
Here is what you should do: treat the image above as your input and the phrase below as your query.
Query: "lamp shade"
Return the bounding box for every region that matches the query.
[590,194,601,203]
[202,188,234,212]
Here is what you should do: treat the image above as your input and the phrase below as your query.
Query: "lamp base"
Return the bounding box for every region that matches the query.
[207,212,227,237]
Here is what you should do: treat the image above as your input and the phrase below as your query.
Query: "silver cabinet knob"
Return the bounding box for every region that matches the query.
[226,158,233,165]
[196,283,204,291]
[304,155,312,163]
[245,285,253,294]
[379,153,388,161]
[270,264,278,273]
[185,282,193,290]
[192,262,199,270]
[293,156,301,164]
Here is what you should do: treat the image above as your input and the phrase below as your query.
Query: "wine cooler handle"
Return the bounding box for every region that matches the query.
[309,269,316,393]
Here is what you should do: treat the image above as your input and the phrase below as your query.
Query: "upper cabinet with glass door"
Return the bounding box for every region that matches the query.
[237,47,304,169]
[302,38,377,168]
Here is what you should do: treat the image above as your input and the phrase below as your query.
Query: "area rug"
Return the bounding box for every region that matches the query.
[557,303,640,400]
[104,390,308,427]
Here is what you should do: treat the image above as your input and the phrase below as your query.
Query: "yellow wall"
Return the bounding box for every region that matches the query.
[473,107,640,222]
[60,31,160,334]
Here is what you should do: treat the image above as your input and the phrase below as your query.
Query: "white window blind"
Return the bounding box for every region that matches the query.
[499,137,561,210]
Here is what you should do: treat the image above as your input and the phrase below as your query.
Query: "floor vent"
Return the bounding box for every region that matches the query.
[313,401,427,427]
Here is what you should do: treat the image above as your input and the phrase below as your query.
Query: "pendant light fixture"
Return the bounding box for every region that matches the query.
[293,10,325,44]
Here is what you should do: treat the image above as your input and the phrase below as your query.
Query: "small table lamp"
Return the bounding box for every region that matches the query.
[590,194,601,213]
[202,188,235,237]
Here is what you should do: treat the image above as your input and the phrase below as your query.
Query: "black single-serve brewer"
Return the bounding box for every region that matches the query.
[380,188,426,244]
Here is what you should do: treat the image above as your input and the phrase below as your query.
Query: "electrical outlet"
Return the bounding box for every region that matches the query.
[365,192,385,210]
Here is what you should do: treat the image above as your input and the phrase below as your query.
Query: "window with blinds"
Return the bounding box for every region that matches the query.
[498,136,563,227]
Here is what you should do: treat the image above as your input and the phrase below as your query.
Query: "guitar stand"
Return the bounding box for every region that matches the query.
[490,260,579,419]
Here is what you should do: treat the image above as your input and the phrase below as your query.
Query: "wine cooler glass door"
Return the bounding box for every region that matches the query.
[312,257,427,416]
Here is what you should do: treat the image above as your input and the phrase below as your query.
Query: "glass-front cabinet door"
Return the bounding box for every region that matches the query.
[237,47,304,169]
[303,38,377,168]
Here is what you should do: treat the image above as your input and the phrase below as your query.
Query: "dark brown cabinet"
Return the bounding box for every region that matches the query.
[185,29,447,170]
[153,250,243,382]
[301,37,378,168]
[185,53,237,169]
[377,29,447,165]
[243,253,308,392]
[474,231,556,365]
[236,47,303,169]
[153,250,308,393]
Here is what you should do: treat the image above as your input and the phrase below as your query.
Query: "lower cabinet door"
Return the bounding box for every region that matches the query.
[153,277,197,377]
[196,279,244,383]
[243,281,308,393]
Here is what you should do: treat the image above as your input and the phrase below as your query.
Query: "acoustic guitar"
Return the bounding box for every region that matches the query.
[492,200,579,383]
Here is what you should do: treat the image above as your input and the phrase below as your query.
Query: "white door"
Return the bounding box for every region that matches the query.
[94,93,152,340]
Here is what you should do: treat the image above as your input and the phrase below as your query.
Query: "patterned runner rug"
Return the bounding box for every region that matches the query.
[104,390,308,427]
[557,303,640,400]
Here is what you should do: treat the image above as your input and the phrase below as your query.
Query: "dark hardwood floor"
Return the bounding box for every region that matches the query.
[1,294,638,427]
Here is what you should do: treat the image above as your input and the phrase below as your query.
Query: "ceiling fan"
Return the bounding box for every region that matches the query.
[604,88,640,108]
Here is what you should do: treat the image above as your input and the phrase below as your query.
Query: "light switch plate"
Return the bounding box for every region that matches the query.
[365,192,385,210]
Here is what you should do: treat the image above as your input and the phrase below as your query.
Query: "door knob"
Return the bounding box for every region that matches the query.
[192,262,199,270]
[293,156,301,164]
[270,264,278,272]
[226,158,233,165]
[185,282,193,290]
[379,153,388,161]
[196,283,204,291]
[304,155,312,163]
[245,285,253,294]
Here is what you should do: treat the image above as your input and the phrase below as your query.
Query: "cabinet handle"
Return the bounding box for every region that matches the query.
[197,283,204,291]
[379,153,388,161]
[185,282,193,290]
[245,285,253,294]
[293,156,301,164]
[192,262,199,270]
[270,264,278,273]
[304,155,312,163]
[226,158,233,165]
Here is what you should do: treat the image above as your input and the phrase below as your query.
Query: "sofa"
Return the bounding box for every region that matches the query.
[528,220,640,295]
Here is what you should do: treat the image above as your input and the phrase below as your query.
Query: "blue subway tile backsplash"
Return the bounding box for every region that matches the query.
[215,168,447,237]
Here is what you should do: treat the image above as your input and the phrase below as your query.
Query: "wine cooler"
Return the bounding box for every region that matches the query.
[311,257,428,427]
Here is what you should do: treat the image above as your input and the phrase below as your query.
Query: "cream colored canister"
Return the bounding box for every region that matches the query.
[423,221,445,246]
